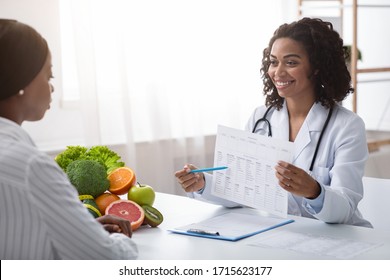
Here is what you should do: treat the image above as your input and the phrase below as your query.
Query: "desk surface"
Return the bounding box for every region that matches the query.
[131,192,390,260]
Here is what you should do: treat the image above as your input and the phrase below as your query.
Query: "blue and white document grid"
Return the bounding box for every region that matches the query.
[212,125,294,218]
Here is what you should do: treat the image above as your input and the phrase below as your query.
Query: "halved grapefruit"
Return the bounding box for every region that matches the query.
[105,200,144,231]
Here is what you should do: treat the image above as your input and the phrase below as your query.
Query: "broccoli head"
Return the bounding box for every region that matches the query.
[66,159,109,198]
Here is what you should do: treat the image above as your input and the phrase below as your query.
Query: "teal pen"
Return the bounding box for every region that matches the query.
[190,166,228,173]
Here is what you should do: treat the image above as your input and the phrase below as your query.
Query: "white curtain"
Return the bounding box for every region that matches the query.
[59,0,287,195]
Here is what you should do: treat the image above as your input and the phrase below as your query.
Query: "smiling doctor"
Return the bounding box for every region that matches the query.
[175,17,372,227]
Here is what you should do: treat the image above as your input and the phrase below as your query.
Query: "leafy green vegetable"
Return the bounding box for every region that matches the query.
[66,159,109,198]
[55,145,125,174]
[55,146,88,172]
[85,146,125,174]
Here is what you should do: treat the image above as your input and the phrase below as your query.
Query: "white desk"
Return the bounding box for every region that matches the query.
[131,192,390,260]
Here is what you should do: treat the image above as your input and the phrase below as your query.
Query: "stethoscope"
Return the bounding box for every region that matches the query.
[252,105,333,173]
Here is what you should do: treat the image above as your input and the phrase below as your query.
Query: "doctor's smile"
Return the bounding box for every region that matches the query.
[274,80,294,88]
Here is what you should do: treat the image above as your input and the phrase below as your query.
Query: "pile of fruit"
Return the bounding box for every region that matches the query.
[55,145,163,231]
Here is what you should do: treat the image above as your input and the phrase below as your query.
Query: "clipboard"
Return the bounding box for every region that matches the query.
[169,212,294,241]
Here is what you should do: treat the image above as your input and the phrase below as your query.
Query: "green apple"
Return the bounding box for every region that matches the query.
[127,182,155,206]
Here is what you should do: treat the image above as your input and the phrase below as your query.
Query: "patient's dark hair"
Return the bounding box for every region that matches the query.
[0,19,48,100]
[260,17,353,109]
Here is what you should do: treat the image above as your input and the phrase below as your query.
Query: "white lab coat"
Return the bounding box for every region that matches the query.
[191,101,372,227]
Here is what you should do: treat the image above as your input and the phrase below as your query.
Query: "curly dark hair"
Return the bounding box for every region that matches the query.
[260,17,353,110]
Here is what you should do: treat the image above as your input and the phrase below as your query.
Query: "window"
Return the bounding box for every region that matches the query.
[59,0,285,143]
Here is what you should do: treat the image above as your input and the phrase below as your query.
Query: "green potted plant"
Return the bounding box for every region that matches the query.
[343,45,362,73]
[343,45,362,63]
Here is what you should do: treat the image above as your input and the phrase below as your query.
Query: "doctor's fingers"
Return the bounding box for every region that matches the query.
[275,172,306,198]
[275,169,319,198]
[175,172,204,192]
[275,171,293,188]
[175,167,198,183]
[174,163,199,178]
[182,176,205,193]
[275,164,304,188]
[276,161,303,174]
[174,168,188,179]
[275,161,309,180]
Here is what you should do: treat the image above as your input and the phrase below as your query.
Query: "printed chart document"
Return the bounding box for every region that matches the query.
[170,212,294,241]
[211,125,294,218]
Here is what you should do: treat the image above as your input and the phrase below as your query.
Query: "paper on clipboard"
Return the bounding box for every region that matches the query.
[170,212,294,241]
[211,125,294,218]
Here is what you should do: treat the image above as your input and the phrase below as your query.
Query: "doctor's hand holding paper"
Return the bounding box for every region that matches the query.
[175,17,372,227]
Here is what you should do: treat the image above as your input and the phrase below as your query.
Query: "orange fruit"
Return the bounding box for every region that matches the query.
[105,200,145,231]
[107,167,136,195]
[95,192,121,214]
